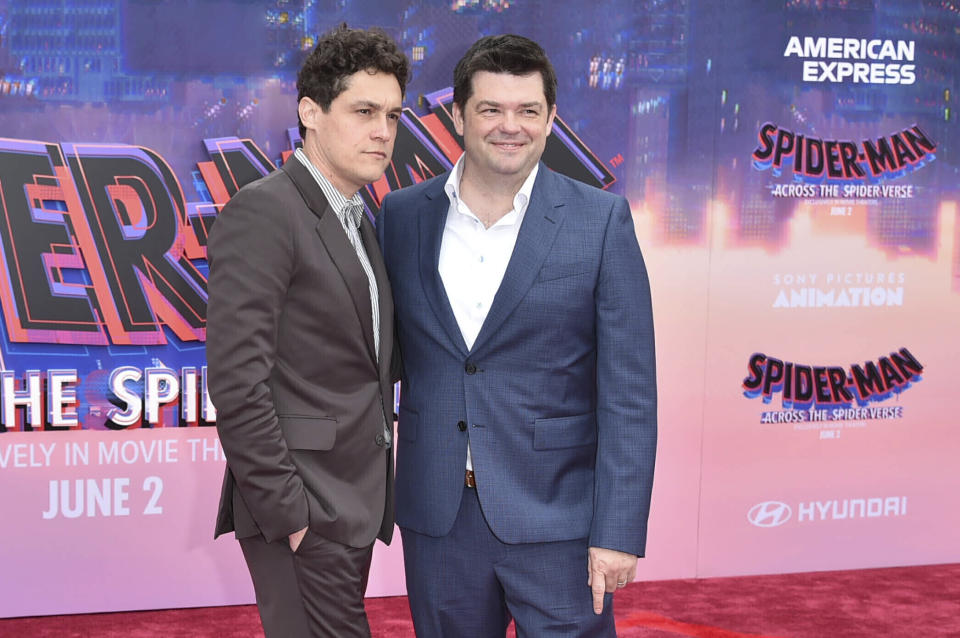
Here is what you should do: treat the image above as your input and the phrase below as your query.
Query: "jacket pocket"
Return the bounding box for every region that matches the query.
[533,413,596,450]
[536,262,591,283]
[397,407,418,442]
[278,415,337,451]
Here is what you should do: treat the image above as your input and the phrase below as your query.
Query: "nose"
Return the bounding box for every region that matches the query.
[499,111,521,134]
[371,114,394,141]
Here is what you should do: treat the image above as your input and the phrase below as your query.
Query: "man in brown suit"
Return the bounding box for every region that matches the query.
[206,25,409,638]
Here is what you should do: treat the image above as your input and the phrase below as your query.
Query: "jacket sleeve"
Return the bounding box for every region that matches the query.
[206,183,309,543]
[589,195,658,557]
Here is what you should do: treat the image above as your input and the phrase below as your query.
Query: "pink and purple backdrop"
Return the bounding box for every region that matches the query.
[1,0,958,618]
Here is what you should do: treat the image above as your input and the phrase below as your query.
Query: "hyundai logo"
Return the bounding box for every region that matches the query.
[748,501,792,527]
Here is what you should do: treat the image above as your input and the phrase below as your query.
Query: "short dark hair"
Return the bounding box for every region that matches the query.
[296,24,411,137]
[452,34,557,110]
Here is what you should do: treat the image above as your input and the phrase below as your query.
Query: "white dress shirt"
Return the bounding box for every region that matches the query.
[439,156,540,470]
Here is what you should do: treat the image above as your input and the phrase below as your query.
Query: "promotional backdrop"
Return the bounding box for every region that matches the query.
[0,0,957,617]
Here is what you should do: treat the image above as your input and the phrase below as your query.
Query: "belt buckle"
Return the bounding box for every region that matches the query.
[464,469,476,488]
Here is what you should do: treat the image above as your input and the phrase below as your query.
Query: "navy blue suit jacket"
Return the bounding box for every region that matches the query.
[378,164,656,556]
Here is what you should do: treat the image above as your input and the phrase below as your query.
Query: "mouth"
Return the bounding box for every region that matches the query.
[364,151,388,160]
[491,141,525,151]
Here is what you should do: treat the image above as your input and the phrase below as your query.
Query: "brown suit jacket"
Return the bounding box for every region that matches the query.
[206,156,395,548]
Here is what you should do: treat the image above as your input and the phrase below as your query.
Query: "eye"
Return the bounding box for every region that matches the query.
[357,108,371,115]
[523,109,540,116]
[387,112,400,121]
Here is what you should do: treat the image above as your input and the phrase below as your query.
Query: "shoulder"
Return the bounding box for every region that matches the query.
[210,169,299,245]
[381,171,448,211]
[240,166,298,201]
[539,168,626,213]
[221,167,297,213]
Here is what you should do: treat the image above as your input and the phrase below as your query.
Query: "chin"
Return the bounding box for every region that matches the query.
[493,161,530,176]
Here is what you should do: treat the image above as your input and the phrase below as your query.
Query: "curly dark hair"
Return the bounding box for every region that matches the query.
[296,23,411,137]
[453,34,557,111]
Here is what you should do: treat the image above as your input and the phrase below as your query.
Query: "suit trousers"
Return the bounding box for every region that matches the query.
[401,486,616,638]
[239,529,374,638]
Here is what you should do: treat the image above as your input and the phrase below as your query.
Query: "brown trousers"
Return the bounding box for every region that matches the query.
[239,529,374,638]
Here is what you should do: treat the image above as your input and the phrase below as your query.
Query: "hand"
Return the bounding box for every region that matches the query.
[288,526,308,553]
[587,546,637,614]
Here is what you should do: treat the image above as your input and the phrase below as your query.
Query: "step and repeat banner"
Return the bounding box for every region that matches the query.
[1,0,957,618]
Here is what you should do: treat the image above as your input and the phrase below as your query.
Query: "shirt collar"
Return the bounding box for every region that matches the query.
[294,147,364,228]
[443,155,540,221]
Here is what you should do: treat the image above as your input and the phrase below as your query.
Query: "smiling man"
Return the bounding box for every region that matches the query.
[377,34,658,637]
[206,24,408,638]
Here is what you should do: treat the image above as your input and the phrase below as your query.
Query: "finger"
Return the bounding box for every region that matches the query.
[288,526,307,552]
[604,569,620,593]
[591,570,606,614]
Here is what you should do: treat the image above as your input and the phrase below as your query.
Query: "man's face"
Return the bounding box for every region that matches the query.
[453,70,556,185]
[299,70,403,196]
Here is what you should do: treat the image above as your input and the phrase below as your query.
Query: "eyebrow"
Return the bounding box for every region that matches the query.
[351,99,403,113]
[474,100,543,110]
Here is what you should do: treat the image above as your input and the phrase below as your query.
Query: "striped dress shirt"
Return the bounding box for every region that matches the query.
[294,148,390,446]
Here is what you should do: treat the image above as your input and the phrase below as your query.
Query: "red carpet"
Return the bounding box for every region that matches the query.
[2,563,958,637]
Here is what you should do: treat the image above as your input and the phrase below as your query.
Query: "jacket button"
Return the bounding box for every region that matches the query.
[464,362,477,374]
[457,420,467,432]
[375,433,386,446]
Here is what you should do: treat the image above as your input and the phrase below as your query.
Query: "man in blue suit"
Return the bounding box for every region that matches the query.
[377,34,657,637]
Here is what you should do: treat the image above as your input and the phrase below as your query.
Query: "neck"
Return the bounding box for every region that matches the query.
[458,162,531,228]
[458,179,515,228]
[301,142,358,199]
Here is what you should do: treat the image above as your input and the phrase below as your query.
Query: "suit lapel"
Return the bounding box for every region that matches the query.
[471,165,566,356]
[419,180,470,357]
[281,158,378,366]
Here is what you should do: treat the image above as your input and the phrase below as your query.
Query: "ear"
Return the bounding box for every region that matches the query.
[298,96,322,132]
[544,103,557,137]
[452,101,465,137]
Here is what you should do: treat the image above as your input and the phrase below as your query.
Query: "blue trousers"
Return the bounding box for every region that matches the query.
[401,485,616,637]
